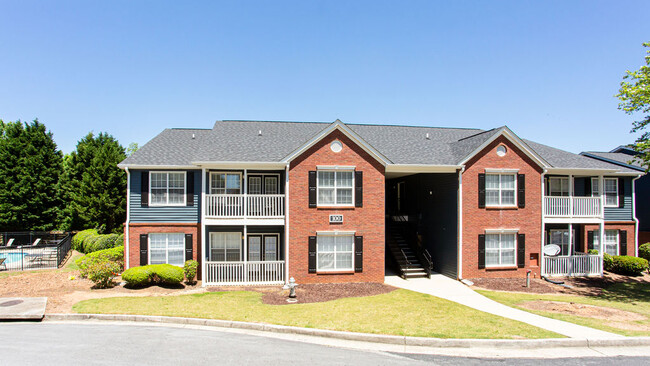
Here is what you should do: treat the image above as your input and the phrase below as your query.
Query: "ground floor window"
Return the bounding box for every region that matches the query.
[317,234,354,271]
[209,232,241,261]
[149,233,185,266]
[548,229,575,256]
[485,233,516,266]
[247,234,279,261]
[604,230,619,256]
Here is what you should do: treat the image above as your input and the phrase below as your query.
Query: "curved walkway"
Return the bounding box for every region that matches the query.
[385,274,622,339]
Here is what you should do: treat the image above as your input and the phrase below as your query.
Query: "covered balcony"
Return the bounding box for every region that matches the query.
[542,223,603,277]
[543,175,613,220]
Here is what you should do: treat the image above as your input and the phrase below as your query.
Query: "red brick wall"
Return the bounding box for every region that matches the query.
[583,222,637,256]
[462,136,543,279]
[125,223,201,276]
[288,129,385,283]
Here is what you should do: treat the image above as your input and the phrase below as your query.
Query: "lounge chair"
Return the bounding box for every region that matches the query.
[5,238,14,247]
[0,257,6,271]
[31,238,41,247]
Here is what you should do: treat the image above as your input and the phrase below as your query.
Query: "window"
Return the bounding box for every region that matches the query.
[209,232,241,261]
[210,172,241,194]
[604,230,619,256]
[265,177,278,194]
[548,177,569,197]
[591,178,600,197]
[317,234,354,271]
[604,178,618,207]
[549,229,575,256]
[149,233,185,266]
[485,174,516,206]
[317,170,354,206]
[150,172,186,206]
[485,233,516,267]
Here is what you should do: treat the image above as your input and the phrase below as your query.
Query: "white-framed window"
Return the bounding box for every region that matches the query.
[210,172,242,194]
[317,233,354,271]
[150,172,186,206]
[209,232,241,261]
[591,177,600,197]
[485,232,516,267]
[317,170,354,206]
[548,229,575,256]
[149,233,185,266]
[548,177,569,197]
[604,178,618,207]
[604,230,619,256]
[485,174,516,206]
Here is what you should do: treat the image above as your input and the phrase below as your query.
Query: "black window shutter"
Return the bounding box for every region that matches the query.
[619,230,627,256]
[585,179,592,196]
[517,174,525,208]
[517,234,526,268]
[185,234,193,261]
[140,171,149,207]
[308,236,317,273]
[355,171,363,207]
[139,234,148,266]
[354,236,363,272]
[308,171,317,208]
[478,234,486,269]
[618,178,625,208]
[587,231,594,251]
[478,173,486,208]
[186,172,194,206]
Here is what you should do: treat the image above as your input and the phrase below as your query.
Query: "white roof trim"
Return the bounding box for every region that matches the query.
[117,164,198,170]
[191,161,288,169]
[458,127,550,168]
[545,167,640,176]
[385,164,460,174]
[281,120,391,166]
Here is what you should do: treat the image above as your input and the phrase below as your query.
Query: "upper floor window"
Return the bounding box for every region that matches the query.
[591,177,600,197]
[150,172,186,206]
[317,170,354,206]
[604,178,618,207]
[210,172,241,194]
[548,177,569,197]
[486,174,516,206]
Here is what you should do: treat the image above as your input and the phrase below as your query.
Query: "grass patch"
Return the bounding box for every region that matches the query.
[478,282,650,337]
[64,252,84,270]
[72,289,561,339]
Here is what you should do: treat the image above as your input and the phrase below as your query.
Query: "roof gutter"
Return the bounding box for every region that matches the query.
[386,164,461,174]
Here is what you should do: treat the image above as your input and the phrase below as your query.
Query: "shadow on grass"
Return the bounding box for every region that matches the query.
[565,274,650,303]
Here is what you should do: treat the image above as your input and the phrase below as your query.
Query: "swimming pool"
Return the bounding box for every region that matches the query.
[0,252,27,265]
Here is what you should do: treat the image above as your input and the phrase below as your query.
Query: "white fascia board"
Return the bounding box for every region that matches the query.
[117,164,198,170]
[281,120,391,166]
[545,168,640,176]
[458,127,550,169]
[385,164,460,174]
[191,161,288,170]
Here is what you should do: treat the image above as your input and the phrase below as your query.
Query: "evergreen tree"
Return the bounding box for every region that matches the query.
[0,119,63,231]
[59,132,127,233]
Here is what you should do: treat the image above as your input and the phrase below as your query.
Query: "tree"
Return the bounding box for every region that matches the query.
[126,142,139,157]
[59,132,127,233]
[0,120,63,231]
[617,42,650,171]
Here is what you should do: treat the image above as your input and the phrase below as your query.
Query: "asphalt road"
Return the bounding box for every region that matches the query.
[0,323,648,366]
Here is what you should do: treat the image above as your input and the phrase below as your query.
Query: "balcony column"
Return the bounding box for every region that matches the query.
[568,223,573,276]
[599,175,605,218]
[243,169,247,219]
[201,168,207,286]
[599,221,605,275]
[569,175,574,217]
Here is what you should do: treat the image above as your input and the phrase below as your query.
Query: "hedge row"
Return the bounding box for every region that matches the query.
[121,264,185,287]
[75,246,124,277]
[72,229,124,254]
[639,243,650,263]
[603,253,649,276]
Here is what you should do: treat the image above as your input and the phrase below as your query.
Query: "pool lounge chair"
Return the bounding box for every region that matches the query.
[5,238,14,247]
[31,238,41,247]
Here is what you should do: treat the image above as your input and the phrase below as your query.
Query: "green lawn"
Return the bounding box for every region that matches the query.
[478,281,650,337]
[73,289,562,339]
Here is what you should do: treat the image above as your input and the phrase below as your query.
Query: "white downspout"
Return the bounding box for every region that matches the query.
[201,168,207,287]
[457,165,465,280]
[125,167,130,269]
[540,169,547,277]
[632,175,641,257]
[284,164,290,284]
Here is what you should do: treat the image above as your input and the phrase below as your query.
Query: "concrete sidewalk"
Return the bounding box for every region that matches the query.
[384,274,622,339]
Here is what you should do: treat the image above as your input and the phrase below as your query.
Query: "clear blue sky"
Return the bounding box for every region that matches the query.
[1,1,649,154]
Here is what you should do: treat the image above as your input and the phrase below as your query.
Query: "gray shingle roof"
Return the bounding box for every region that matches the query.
[118,120,640,174]
[581,151,645,171]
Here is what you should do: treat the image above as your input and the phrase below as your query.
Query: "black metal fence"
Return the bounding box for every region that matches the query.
[0,232,72,272]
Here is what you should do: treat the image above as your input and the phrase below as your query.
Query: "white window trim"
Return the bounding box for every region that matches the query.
[591,177,600,197]
[604,229,619,256]
[485,173,517,208]
[209,232,242,262]
[316,232,355,272]
[209,171,243,195]
[316,169,355,207]
[148,233,185,267]
[484,231,517,268]
[246,173,281,195]
[484,168,519,174]
[149,171,187,207]
[604,178,619,207]
[246,233,281,261]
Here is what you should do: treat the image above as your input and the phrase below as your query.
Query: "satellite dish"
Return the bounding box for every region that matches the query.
[543,244,561,257]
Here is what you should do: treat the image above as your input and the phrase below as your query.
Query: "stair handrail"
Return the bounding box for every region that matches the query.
[400,248,411,279]
[414,234,433,278]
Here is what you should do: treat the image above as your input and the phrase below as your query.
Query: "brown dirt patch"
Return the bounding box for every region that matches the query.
[208,282,396,305]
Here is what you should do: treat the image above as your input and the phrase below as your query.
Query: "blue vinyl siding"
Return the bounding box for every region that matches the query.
[604,177,633,221]
[129,170,201,223]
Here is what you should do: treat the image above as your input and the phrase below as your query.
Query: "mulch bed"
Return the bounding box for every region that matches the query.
[469,271,650,296]
[208,282,397,305]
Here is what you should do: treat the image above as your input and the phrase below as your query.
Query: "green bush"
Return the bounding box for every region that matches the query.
[183,260,198,283]
[76,246,124,278]
[639,243,650,263]
[587,249,599,255]
[81,233,101,253]
[87,260,122,288]
[122,264,185,287]
[72,229,97,252]
[76,231,124,254]
[604,254,648,276]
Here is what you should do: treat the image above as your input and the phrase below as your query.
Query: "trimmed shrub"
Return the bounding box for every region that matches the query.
[72,229,97,252]
[603,253,613,271]
[76,246,124,278]
[81,233,102,253]
[587,249,599,255]
[184,260,198,283]
[87,260,122,288]
[76,231,124,254]
[639,243,650,263]
[122,264,185,287]
[604,254,648,276]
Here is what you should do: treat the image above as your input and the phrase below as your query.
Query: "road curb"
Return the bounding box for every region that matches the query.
[43,313,650,349]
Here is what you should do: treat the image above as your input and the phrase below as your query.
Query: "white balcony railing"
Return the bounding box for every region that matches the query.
[205,194,285,219]
[204,261,285,285]
[544,196,602,218]
[544,254,601,276]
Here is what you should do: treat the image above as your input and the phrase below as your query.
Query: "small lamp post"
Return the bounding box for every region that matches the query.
[283,277,298,303]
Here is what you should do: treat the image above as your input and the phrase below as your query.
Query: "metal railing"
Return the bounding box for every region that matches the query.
[0,232,72,272]
[544,196,602,218]
[204,260,285,286]
[205,194,285,219]
[544,254,601,276]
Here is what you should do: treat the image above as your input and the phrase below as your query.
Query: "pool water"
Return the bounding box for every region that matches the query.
[0,252,26,264]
